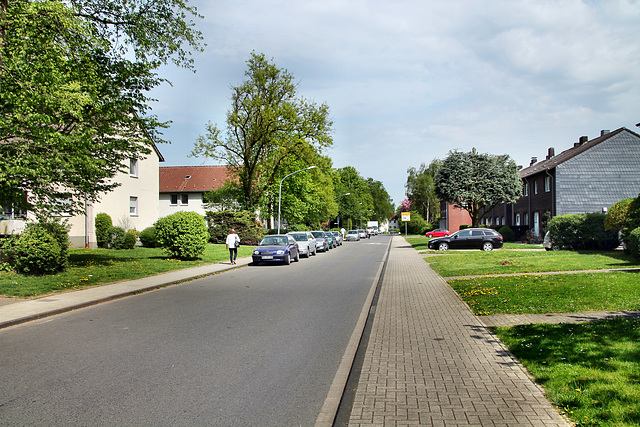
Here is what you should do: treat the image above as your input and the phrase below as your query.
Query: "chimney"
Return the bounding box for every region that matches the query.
[579,136,588,145]
[601,130,610,136]
[530,157,537,166]
[546,147,555,160]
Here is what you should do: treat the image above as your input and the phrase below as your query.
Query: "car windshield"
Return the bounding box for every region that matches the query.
[290,233,307,241]
[260,236,288,246]
[312,232,324,238]
[347,231,357,234]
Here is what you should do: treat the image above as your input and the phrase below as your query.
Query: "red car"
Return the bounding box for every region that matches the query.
[425,229,450,238]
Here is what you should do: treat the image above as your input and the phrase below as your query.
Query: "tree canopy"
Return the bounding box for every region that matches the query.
[434,150,521,227]
[191,52,333,212]
[0,0,204,217]
[405,160,440,223]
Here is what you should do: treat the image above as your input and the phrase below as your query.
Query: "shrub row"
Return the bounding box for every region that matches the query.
[1,221,70,275]
[547,213,619,251]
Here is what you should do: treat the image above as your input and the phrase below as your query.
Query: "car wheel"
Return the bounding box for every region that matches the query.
[284,253,291,265]
[482,242,494,251]
[427,234,432,238]
[295,251,300,262]
[438,242,449,251]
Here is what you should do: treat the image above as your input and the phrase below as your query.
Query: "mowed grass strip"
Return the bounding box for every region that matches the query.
[407,237,541,252]
[0,245,255,298]
[424,250,638,278]
[495,318,640,426]
[449,271,640,315]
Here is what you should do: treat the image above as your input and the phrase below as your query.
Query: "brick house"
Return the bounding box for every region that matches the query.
[159,165,232,218]
[439,202,472,233]
[482,127,640,237]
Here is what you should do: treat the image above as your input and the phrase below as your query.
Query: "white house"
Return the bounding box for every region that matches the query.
[159,165,232,218]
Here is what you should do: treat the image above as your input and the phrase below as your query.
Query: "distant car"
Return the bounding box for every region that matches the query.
[331,231,343,246]
[252,234,300,264]
[288,231,317,257]
[425,229,450,238]
[345,230,360,241]
[428,228,503,251]
[358,229,367,239]
[311,231,330,252]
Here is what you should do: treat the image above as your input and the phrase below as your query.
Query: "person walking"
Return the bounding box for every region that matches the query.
[225,228,240,265]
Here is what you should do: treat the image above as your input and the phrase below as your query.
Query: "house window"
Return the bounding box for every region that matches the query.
[515,213,520,226]
[523,183,528,196]
[533,180,538,195]
[544,176,551,192]
[130,159,138,177]
[1,203,27,220]
[524,213,529,226]
[130,196,138,216]
[170,193,189,205]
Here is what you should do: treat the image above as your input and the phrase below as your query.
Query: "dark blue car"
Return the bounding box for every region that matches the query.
[252,235,300,265]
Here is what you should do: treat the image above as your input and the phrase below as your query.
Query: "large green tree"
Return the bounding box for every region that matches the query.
[366,178,395,224]
[434,150,521,227]
[334,166,373,229]
[191,52,333,212]
[0,0,204,217]
[405,160,440,223]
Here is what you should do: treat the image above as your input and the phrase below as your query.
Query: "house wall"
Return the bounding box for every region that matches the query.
[556,131,640,215]
[66,152,161,248]
[512,171,554,237]
[441,203,472,232]
[158,192,207,218]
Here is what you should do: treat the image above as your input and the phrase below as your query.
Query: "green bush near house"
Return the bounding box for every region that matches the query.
[139,226,158,248]
[628,227,640,259]
[156,211,209,259]
[548,213,618,250]
[95,213,112,248]
[206,210,264,246]
[11,224,64,275]
[498,225,515,242]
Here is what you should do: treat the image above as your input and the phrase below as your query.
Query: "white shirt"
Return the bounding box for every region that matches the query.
[226,233,240,248]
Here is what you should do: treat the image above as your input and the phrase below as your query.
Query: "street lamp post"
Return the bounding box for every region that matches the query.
[277,166,316,234]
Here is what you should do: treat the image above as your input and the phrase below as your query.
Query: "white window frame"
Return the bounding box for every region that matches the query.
[523,183,528,196]
[544,176,551,192]
[130,196,138,216]
[515,213,520,226]
[181,193,189,205]
[130,158,138,177]
[533,180,538,195]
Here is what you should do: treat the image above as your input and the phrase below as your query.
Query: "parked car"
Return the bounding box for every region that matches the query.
[324,231,336,249]
[311,230,330,252]
[358,229,367,239]
[425,229,450,238]
[331,231,343,246]
[427,228,503,251]
[252,234,300,265]
[288,231,317,257]
[345,230,360,241]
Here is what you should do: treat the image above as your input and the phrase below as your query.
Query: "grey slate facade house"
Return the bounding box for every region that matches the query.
[481,127,640,237]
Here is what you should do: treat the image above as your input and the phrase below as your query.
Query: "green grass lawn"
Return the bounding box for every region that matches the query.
[449,271,640,315]
[0,244,255,298]
[495,318,640,426]
[425,250,638,278]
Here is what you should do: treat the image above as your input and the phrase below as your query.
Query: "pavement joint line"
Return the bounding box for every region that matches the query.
[444,266,640,281]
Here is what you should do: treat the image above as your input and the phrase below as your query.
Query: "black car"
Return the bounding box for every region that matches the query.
[428,228,503,251]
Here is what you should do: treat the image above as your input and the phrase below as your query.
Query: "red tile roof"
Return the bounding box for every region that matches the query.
[159,165,233,193]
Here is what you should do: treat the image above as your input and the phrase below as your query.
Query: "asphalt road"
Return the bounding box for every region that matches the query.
[0,235,390,426]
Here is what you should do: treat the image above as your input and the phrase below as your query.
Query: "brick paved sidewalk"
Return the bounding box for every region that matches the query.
[348,236,570,426]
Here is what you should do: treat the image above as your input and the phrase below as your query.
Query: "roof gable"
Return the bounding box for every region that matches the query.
[519,127,640,178]
[159,165,233,193]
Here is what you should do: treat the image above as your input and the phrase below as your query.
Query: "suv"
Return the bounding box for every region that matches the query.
[427,228,503,251]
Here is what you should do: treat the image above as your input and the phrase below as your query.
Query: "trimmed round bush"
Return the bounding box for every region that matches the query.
[155,211,209,259]
[122,230,137,249]
[498,226,515,242]
[95,213,112,248]
[108,226,126,249]
[139,226,158,248]
[13,225,62,275]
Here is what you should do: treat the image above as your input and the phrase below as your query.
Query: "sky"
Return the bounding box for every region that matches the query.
[150,0,640,207]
